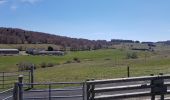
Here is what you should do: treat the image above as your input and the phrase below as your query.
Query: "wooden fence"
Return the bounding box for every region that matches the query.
[2,73,170,100]
[86,74,170,100]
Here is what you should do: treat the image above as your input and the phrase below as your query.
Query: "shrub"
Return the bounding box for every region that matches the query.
[131,52,138,59]
[48,46,53,51]
[40,62,47,68]
[40,62,56,68]
[17,62,34,71]
[55,63,60,65]
[105,58,111,60]
[73,57,81,63]
[64,60,72,64]
[47,63,55,67]
[126,52,138,59]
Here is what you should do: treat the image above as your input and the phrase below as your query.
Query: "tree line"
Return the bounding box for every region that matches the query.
[0,27,142,51]
[0,27,111,51]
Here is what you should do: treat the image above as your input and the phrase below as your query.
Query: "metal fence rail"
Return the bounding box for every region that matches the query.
[5,73,170,100]
[0,87,13,100]
[13,76,85,100]
[23,82,85,100]
[0,69,33,90]
[86,74,170,100]
[0,71,31,100]
[2,95,13,100]
[0,66,34,100]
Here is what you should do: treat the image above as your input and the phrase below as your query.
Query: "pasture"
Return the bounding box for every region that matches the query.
[0,48,170,82]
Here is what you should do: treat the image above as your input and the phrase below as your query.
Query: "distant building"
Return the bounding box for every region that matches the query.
[0,49,19,55]
[35,50,64,56]
[26,49,64,56]
[131,48,149,51]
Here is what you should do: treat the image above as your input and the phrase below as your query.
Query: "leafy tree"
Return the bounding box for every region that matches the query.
[48,46,54,51]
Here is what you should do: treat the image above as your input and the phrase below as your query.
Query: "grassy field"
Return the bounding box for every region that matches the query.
[1,48,170,82]
[0,49,126,70]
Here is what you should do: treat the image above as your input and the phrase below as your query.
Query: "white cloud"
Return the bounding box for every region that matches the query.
[0,0,7,5]
[21,0,40,4]
[10,5,17,11]
[0,0,42,11]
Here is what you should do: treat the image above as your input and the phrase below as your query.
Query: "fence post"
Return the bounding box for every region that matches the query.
[30,65,34,88]
[2,72,4,88]
[90,83,95,100]
[13,82,18,100]
[160,94,164,100]
[159,73,165,100]
[18,75,23,100]
[86,79,90,100]
[90,79,95,100]
[150,74,155,100]
[82,82,85,100]
[86,79,95,100]
[127,66,130,77]
[49,84,51,100]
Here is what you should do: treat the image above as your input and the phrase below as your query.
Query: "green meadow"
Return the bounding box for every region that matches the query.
[1,49,170,82]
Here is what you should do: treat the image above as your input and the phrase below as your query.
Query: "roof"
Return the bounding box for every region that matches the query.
[0,49,19,51]
[38,51,64,54]
[39,51,63,53]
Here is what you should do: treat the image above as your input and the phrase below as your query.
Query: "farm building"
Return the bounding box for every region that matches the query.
[0,49,19,55]
[26,49,64,56]
[35,51,64,56]
[131,48,149,51]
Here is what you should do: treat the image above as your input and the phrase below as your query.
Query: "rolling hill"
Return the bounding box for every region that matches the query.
[0,27,109,50]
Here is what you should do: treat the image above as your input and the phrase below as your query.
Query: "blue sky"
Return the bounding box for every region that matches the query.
[0,0,170,42]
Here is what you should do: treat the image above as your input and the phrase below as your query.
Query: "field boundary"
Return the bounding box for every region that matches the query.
[0,66,34,100]
[2,71,170,100]
[14,76,85,100]
[86,74,170,100]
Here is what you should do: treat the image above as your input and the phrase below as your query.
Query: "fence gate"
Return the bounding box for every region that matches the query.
[0,66,34,100]
[13,75,85,100]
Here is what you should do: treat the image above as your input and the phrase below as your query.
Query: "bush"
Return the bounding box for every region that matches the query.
[47,63,55,67]
[40,62,47,68]
[105,58,111,60]
[64,60,72,64]
[131,52,138,59]
[126,52,138,59]
[73,57,81,63]
[17,62,34,71]
[40,62,56,68]
[48,46,54,51]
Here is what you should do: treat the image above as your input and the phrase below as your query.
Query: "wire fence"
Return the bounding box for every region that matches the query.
[3,74,170,100]
[0,66,34,100]
[0,88,13,100]
[0,70,31,90]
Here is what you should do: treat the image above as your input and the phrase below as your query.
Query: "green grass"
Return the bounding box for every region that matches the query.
[1,49,170,82]
[35,61,128,82]
[0,49,125,71]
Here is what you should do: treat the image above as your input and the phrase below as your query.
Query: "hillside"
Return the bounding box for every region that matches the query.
[1,27,168,51]
[0,27,110,50]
